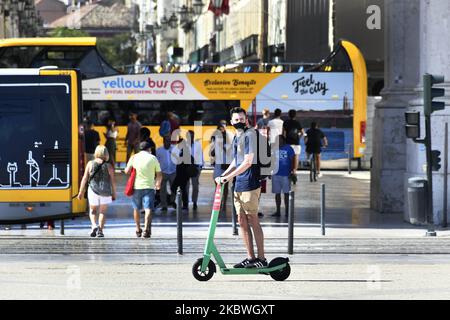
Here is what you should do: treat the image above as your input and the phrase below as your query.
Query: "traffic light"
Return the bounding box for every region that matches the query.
[431,150,442,171]
[405,111,420,139]
[423,74,445,116]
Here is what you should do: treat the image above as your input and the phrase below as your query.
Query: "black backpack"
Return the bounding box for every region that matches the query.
[287,127,299,143]
[286,120,301,144]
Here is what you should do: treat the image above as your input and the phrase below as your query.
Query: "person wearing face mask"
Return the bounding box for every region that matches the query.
[215,107,267,269]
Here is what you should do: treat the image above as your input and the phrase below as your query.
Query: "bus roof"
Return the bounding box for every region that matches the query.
[0,37,97,48]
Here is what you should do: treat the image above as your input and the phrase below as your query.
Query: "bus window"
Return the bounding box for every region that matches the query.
[134,101,164,125]
[0,45,119,79]
[0,81,71,190]
[0,46,42,68]
[78,48,118,78]
[201,100,239,125]
[83,100,239,127]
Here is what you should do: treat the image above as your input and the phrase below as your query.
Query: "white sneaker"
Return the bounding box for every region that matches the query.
[317,173,323,178]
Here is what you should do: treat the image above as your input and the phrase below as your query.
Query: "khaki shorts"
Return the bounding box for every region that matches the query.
[233,188,261,215]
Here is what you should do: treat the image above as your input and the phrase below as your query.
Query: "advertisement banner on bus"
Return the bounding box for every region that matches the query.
[82,73,353,107]
[255,73,353,111]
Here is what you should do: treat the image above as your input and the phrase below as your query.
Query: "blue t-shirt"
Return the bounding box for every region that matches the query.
[273,144,295,176]
[233,129,261,192]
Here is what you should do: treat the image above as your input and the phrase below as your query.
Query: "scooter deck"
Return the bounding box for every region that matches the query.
[219,263,289,275]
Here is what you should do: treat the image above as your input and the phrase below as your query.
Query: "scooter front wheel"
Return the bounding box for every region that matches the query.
[192,258,216,281]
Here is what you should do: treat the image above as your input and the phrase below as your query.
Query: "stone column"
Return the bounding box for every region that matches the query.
[370,0,421,213]
[0,14,4,39]
[406,0,450,225]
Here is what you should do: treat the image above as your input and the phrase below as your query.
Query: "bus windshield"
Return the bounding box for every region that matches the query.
[0,46,118,79]
[0,77,71,189]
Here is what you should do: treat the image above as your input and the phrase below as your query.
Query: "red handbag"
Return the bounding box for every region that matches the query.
[124,168,136,197]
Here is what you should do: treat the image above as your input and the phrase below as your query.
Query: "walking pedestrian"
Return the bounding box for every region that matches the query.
[271,135,295,217]
[305,122,328,178]
[84,121,100,162]
[186,130,203,211]
[104,119,118,167]
[283,109,304,178]
[125,112,142,162]
[268,108,284,145]
[171,138,191,211]
[78,145,117,238]
[168,111,181,144]
[139,127,156,155]
[255,108,271,136]
[125,141,162,238]
[156,136,177,211]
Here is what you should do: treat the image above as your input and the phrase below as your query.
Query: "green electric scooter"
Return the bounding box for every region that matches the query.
[192,184,291,281]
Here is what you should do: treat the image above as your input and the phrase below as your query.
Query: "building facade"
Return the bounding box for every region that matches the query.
[0,0,43,39]
[48,0,137,37]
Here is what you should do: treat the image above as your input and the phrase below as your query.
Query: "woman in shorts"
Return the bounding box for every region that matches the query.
[78,145,117,237]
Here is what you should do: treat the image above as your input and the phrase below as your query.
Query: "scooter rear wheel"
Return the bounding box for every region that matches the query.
[192,258,216,281]
[269,258,291,281]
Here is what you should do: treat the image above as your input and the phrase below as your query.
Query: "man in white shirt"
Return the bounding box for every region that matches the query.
[268,108,284,145]
[156,136,177,211]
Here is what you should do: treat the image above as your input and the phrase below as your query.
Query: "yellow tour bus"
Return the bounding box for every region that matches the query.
[0,67,87,224]
[0,37,367,165]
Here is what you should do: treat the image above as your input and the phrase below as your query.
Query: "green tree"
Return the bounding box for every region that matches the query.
[96,33,138,69]
[49,27,90,38]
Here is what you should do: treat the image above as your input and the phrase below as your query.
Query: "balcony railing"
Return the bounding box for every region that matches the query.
[116,62,320,74]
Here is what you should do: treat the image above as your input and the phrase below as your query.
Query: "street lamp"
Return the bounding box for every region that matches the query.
[212,0,223,8]
[168,13,178,29]
[179,5,189,25]
[214,15,223,32]
[177,1,205,33]
[153,22,161,34]
[3,2,10,17]
[18,0,26,12]
[24,4,32,18]
[192,0,204,16]
[10,0,18,13]
[160,15,168,31]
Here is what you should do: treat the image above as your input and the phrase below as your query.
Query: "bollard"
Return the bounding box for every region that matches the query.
[443,123,448,228]
[60,219,64,236]
[176,188,183,255]
[288,190,294,255]
[348,144,352,175]
[321,184,326,236]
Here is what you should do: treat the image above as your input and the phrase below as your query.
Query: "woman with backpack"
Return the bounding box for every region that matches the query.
[78,145,117,238]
